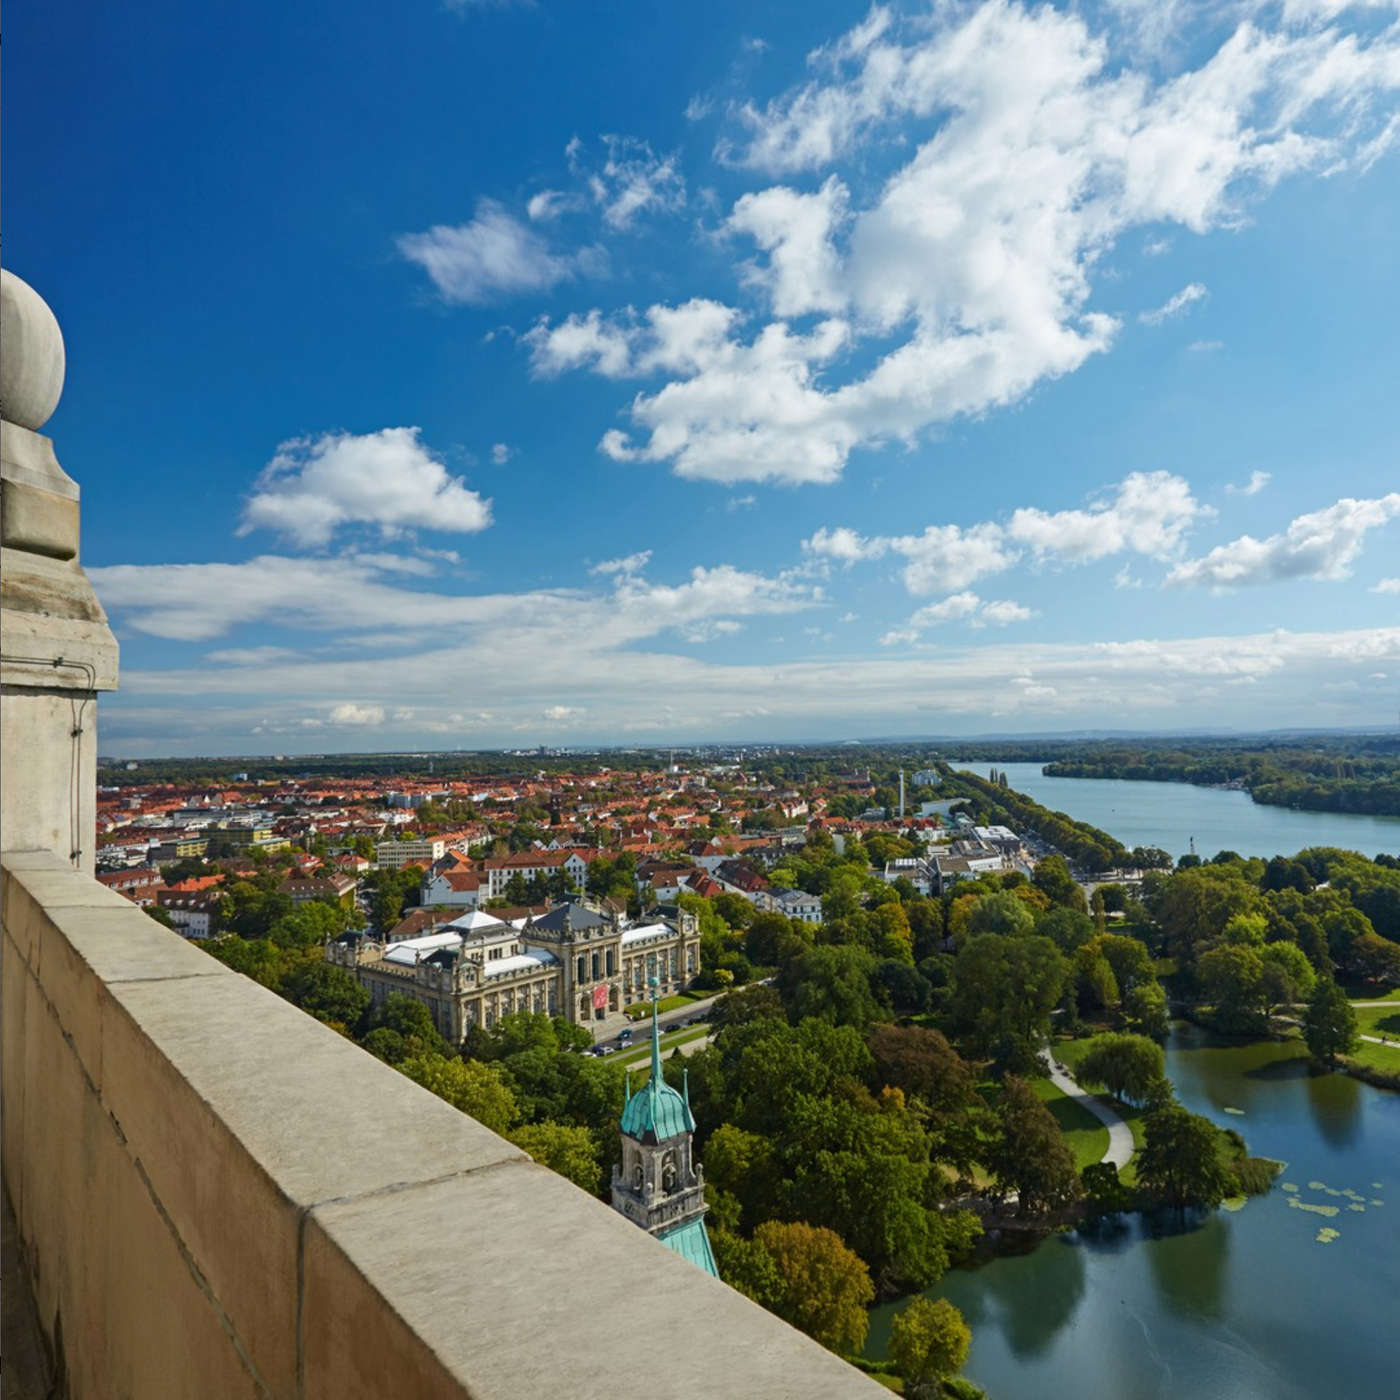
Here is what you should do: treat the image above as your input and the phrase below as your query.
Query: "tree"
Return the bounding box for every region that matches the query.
[1196,944,1268,1033]
[987,1076,1081,1214]
[282,962,369,1029]
[752,1220,874,1355]
[889,1297,972,1400]
[1302,978,1359,1067]
[867,1025,974,1115]
[1259,940,1316,1009]
[784,945,883,1030]
[967,891,1035,937]
[398,1053,517,1135]
[950,935,1067,1056]
[1123,981,1170,1040]
[1081,1161,1133,1219]
[1074,1034,1166,1107]
[509,1121,602,1194]
[1136,1103,1231,1209]
[1032,855,1086,912]
[710,1229,783,1311]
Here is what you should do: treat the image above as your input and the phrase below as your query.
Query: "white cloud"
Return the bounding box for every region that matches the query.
[529,3,1400,486]
[726,494,757,511]
[239,428,492,548]
[1226,470,1271,496]
[1139,282,1209,325]
[895,590,1035,635]
[1006,472,1209,563]
[1188,339,1224,352]
[1168,493,1400,587]
[977,600,1035,626]
[805,472,1207,594]
[397,200,601,304]
[725,177,848,316]
[89,554,817,648]
[328,702,386,727]
[1371,577,1400,594]
[102,613,1400,749]
[573,136,686,230]
[591,550,652,576]
[543,705,583,722]
[491,442,513,465]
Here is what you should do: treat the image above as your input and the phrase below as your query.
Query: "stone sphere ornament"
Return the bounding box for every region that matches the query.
[1,269,67,430]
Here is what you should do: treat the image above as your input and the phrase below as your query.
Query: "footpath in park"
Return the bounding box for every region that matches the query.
[1044,1051,1135,1170]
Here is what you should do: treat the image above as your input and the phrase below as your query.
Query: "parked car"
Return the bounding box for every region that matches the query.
[592,1044,615,1056]
[618,1028,634,1044]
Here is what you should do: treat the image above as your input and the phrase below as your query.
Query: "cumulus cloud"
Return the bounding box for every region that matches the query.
[1139,282,1209,325]
[491,442,513,465]
[725,177,848,316]
[239,428,492,548]
[1226,470,1272,496]
[527,3,1400,485]
[1374,577,1400,594]
[397,200,602,304]
[883,591,1035,641]
[805,472,1206,594]
[328,702,386,727]
[1168,493,1400,587]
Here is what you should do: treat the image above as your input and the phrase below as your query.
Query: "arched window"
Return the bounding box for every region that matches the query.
[661,1153,677,1194]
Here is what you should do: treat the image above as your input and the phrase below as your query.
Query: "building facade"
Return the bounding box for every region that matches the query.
[326,898,701,1037]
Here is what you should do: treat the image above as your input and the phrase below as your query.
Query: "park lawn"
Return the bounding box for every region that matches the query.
[1029,1077,1110,1171]
[615,1024,711,1073]
[623,992,701,1020]
[1049,1035,1148,1181]
[1346,1036,1400,1075]
[1354,1005,1400,1038]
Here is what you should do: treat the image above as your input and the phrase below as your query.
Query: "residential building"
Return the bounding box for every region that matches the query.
[769,887,823,924]
[481,849,588,898]
[376,837,446,868]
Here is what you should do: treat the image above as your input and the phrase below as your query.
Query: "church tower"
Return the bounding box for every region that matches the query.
[611,981,717,1276]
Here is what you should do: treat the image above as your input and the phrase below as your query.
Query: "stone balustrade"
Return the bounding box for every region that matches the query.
[1,850,884,1398]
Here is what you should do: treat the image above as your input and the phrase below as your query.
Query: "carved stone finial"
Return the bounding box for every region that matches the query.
[1,270,66,431]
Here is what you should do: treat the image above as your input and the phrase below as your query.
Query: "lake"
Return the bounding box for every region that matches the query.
[868,1025,1400,1400]
[948,760,1400,860]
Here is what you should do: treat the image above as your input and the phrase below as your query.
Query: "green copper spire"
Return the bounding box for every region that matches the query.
[619,974,695,1143]
[649,975,663,1085]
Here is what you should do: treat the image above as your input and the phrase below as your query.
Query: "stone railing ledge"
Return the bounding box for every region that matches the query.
[2,852,885,1399]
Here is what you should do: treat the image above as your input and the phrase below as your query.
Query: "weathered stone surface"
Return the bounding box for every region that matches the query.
[304,1162,887,1400]
[0,271,65,431]
[1,480,79,559]
[3,856,882,1400]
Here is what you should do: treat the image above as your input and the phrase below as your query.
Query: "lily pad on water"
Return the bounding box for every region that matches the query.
[1347,1203,1366,1213]
[1222,1196,1247,1212]
[1370,1199,1384,1207]
[1281,1182,1299,1193]
[1315,1228,1340,1244]
[1287,1199,1340,1217]
[1223,1106,1245,1116]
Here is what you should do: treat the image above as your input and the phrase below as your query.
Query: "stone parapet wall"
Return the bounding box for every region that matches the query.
[1,851,883,1399]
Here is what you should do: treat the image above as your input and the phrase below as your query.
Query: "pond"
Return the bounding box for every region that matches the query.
[867,1025,1400,1400]
[948,760,1400,860]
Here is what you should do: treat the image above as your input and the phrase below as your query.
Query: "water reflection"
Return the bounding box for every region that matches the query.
[1142,1211,1230,1322]
[1303,1070,1364,1150]
[982,1236,1086,1359]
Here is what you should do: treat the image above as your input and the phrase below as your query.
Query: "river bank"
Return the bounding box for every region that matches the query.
[867,1023,1400,1400]
[946,761,1400,860]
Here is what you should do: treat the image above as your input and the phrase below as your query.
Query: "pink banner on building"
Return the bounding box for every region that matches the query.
[593,983,609,1011]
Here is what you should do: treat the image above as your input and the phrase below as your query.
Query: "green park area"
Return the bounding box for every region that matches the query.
[623,992,702,1020]
[1349,1005,1400,1075]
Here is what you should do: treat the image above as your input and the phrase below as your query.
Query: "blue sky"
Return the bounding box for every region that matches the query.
[9,0,1400,754]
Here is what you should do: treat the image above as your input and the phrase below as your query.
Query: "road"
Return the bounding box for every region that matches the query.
[1044,1050,1135,1170]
